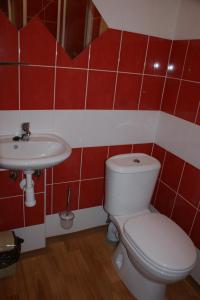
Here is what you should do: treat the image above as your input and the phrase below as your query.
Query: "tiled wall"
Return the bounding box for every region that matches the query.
[0,143,153,230]
[0,12,200,248]
[152,145,200,249]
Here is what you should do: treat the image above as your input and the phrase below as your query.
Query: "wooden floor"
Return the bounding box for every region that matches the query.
[0,226,200,300]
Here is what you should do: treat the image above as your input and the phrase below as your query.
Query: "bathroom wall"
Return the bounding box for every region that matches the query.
[0,0,200,258]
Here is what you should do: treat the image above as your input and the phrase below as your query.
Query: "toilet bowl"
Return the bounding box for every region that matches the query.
[104,153,197,300]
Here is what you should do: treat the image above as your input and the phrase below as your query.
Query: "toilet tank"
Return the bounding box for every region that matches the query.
[104,153,161,216]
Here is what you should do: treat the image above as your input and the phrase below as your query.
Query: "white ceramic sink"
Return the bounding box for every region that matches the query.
[0,134,71,170]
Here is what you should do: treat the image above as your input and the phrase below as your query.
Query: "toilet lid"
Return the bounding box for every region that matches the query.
[123,213,196,272]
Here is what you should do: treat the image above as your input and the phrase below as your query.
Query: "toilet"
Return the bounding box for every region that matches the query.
[104,153,197,300]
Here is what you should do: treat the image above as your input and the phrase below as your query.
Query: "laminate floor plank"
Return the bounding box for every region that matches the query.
[0,226,199,300]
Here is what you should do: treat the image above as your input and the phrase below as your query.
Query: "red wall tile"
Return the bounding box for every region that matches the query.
[178,163,200,208]
[86,71,116,109]
[0,196,24,230]
[55,68,87,109]
[79,178,104,209]
[114,73,142,110]
[20,66,54,109]
[140,76,164,110]
[183,40,200,82]
[119,32,148,73]
[167,40,188,79]
[132,143,153,155]
[0,11,18,62]
[108,145,132,157]
[171,195,196,234]
[25,193,44,226]
[46,184,52,215]
[53,182,79,213]
[57,43,89,68]
[0,171,22,198]
[20,18,56,66]
[89,29,121,70]
[53,148,81,183]
[190,211,200,248]
[81,146,108,179]
[0,66,19,109]
[175,81,200,123]
[154,182,176,217]
[145,37,171,76]
[161,152,184,191]
[161,78,180,115]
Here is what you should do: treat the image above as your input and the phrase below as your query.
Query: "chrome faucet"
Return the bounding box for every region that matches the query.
[21,122,31,141]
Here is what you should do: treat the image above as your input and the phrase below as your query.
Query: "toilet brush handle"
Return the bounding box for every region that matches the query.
[66,187,71,212]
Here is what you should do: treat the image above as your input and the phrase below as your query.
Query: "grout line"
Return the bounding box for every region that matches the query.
[84,45,91,109]
[173,40,190,115]
[18,31,21,110]
[0,194,23,200]
[159,40,173,110]
[150,143,155,156]
[137,36,150,110]
[112,30,123,109]
[53,42,58,109]
[131,144,134,152]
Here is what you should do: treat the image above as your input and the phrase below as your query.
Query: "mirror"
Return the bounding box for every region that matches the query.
[0,0,108,58]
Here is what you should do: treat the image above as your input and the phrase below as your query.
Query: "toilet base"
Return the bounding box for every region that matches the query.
[113,242,166,300]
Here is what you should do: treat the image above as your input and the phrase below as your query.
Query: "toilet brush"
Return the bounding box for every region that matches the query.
[59,187,75,229]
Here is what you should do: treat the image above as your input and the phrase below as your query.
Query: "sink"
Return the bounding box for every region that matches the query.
[0,133,71,170]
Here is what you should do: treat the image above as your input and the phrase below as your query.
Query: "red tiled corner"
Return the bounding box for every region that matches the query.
[25,193,44,226]
[81,146,108,179]
[119,32,148,73]
[0,196,24,230]
[0,66,19,110]
[175,81,200,123]
[114,73,142,110]
[32,171,45,193]
[171,195,196,234]
[46,168,53,184]
[79,178,104,209]
[53,182,79,213]
[167,40,188,78]
[108,145,132,157]
[20,18,56,65]
[53,148,82,183]
[90,29,121,70]
[132,143,153,155]
[20,66,54,109]
[145,37,171,76]
[183,40,200,82]
[139,76,164,110]
[86,71,116,109]
[57,42,89,68]
[154,182,176,217]
[178,163,200,208]
[161,78,180,115]
[161,151,184,191]
[55,68,87,109]
[152,144,166,169]
[0,11,18,62]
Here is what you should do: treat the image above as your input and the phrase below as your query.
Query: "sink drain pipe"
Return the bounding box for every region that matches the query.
[20,170,36,207]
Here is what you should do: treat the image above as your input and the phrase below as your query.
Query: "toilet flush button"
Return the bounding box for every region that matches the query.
[133,159,140,163]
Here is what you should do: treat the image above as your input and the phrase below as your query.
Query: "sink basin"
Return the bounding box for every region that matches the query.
[0,134,71,170]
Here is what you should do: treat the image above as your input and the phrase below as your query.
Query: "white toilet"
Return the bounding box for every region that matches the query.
[104,153,197,300]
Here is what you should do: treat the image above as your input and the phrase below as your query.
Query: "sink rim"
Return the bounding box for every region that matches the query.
[0,133,71,170]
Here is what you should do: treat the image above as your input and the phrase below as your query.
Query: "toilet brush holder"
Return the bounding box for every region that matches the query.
[59,211,74,229]
[59,186,74,229]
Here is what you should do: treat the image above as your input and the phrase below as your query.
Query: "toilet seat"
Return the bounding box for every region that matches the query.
[123,213,196,274]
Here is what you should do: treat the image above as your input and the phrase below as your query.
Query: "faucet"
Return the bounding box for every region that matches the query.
[21,122,31,141]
